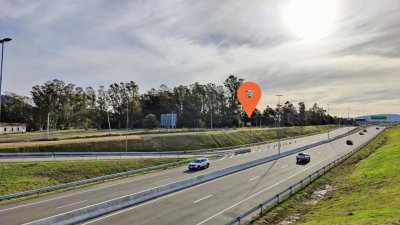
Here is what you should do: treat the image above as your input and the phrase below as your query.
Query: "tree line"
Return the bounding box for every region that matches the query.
[1,75,349,131]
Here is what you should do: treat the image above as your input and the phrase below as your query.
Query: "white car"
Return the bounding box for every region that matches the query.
[188,158,210,170]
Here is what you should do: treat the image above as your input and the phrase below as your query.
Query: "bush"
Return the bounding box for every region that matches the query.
[142,114,160,129]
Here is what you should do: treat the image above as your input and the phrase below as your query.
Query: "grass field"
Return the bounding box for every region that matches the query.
[249,126,400,225]
[0,125,339,153]
[0,158,185,196]
[0,128,215,143]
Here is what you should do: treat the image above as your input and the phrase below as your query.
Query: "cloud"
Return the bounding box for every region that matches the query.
[1,0,399,116]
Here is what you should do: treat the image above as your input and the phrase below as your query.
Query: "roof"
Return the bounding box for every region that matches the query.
[0,123,27,126]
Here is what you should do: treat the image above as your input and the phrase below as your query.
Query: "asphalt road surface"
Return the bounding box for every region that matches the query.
[0,127,363,225]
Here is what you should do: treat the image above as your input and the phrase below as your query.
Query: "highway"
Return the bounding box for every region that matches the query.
[0,127,359,225]
[79,127,380,225]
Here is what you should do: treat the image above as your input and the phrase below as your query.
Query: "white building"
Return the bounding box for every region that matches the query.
[0,123,27,134]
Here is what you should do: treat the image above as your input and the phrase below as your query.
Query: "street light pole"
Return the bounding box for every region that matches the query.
[125,99,129,152]
[276,95,282,155]
[347,108,350,132]
[0,38,12,122]
[327,104,330,141]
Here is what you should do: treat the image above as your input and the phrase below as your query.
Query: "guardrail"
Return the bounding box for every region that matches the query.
[0,128,358,201]
[0,159,192,201]
[225,128,383,225]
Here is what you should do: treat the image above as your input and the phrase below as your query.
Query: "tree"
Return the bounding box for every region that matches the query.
[1,92,33,129]
[224,75,244,127]
[298,102,306,126]
[142,114,159,129]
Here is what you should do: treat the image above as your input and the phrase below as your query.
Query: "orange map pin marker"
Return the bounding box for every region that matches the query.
[237,82,261,118]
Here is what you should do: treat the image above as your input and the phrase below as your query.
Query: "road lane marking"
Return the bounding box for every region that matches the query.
[281,165,288,169]
[249,176,260,181]
[193,195,213,204]
[229,155,234,159]
[56,200,87,209]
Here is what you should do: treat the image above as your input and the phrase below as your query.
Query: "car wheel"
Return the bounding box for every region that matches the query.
[197,166,200,170]
[206,163,209,168]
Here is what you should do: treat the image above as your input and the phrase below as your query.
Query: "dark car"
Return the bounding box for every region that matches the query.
[359,132,364,135]
[346,140,353,145]
[363,129,368,132]
[296,153,310,164]
[376,127,380,130]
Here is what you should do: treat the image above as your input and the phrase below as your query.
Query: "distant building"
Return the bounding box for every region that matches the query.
[0,123,27,134]
[160,114,177,128]
[355,114,400,123]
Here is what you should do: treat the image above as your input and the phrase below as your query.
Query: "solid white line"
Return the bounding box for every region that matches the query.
[196,146,352,225]
[229,155,234,159]
[56,200,87,209]
[249,176,260,181]
[193,195,213,204]
[281,165,288,169]
[0,167,183,212]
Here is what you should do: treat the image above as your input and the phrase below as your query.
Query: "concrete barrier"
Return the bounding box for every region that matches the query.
[24,139,328,225]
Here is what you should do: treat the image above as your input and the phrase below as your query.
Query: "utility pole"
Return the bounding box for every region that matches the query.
[276,95,283,155]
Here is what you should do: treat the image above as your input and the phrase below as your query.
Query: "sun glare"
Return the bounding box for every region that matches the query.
[284,0,337,38]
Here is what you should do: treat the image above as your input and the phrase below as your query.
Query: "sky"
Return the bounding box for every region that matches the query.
[1,0,399,117]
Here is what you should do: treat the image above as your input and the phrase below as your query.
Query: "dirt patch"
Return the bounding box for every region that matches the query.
[306,184,333,205]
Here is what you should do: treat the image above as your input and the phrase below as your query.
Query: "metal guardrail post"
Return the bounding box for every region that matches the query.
[276,194,280,203]
[259,204,263,216]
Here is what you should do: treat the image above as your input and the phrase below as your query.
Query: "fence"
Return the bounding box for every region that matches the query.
[226,128,383,225]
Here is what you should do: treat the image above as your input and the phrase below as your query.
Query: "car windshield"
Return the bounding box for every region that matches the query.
[192,160,202,163]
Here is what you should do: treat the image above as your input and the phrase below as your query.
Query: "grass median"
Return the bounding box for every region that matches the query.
[0,158,187,198]
[249,126,400,225]
[0,125,339,153]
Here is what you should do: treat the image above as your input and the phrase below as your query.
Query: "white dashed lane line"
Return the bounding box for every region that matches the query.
[193,195,213,204]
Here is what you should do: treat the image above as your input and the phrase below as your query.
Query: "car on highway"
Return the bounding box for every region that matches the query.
[363,129,368,132]
[359,132,364,135]
[376,127,380,130]
[346,140,354,145]
[296,153,310,164]
[188,158,210,170]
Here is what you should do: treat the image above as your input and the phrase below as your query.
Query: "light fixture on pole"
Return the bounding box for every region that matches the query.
[276,95,283,154]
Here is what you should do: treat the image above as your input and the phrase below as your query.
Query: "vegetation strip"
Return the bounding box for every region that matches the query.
[0,125,338,153]
[0,158,187,202]
[247,127,397,225]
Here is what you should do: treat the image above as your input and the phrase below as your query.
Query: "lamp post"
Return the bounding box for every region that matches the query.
[327,104,330,141]
[276,95,283,155]
[347,108,350,132]
[0,37,12,122]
